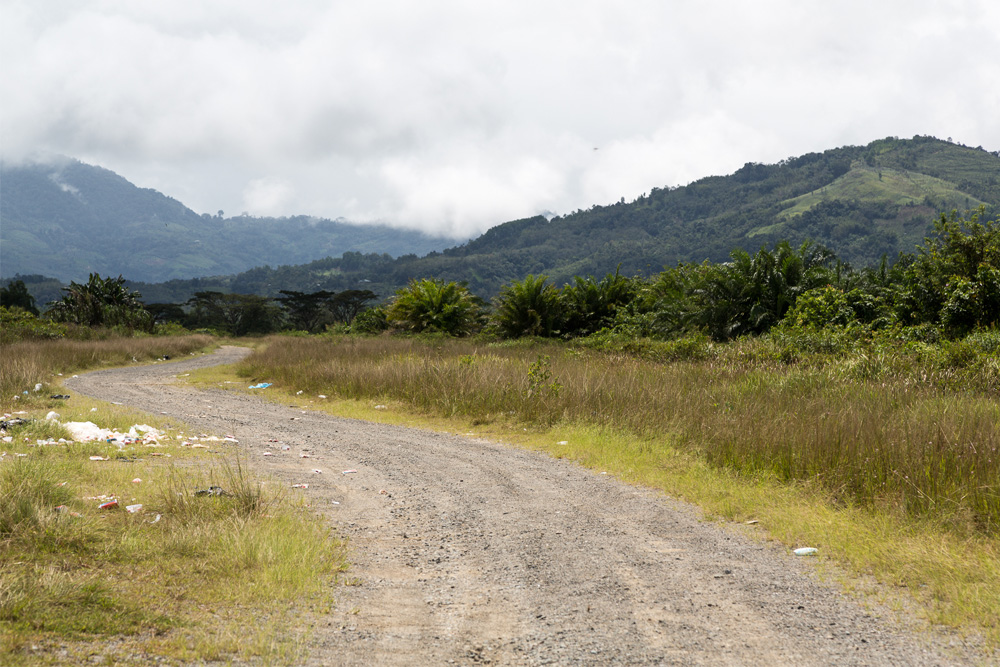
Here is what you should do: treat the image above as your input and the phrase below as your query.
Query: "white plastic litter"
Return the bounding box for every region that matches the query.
[794,547,818,556]
[45,411,60,421]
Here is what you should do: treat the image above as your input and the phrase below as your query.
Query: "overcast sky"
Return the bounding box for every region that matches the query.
[3,1,999,239]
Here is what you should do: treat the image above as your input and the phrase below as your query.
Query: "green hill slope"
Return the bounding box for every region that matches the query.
[0,158,458,283]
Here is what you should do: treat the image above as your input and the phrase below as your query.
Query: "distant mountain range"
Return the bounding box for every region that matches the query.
[0,157,460,283]
[3,136,998,307]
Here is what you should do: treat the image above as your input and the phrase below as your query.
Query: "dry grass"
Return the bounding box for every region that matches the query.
[1,335,216,414]
[242,335,1000,533]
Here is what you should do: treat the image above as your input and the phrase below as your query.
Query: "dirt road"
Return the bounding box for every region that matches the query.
[67,347,986,666]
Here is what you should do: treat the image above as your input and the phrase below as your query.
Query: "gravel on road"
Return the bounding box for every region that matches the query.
[66,347,991,666]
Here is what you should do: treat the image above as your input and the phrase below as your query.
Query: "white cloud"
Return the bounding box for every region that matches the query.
[2,0,998,239]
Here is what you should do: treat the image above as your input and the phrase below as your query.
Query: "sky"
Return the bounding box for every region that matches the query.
[3,1,999,240]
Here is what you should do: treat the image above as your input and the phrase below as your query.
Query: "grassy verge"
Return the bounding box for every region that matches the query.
[197,333,999,645]
[1,337,346,665]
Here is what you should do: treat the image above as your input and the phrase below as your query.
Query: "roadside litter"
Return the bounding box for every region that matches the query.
[194,486,227,497]
[793,547,818,556]
[248,383,272,389]
[342,469,358,475]
[50,394,70,400]
[98,500,119,510]
[292,483,309,489]
[126,504,143,513]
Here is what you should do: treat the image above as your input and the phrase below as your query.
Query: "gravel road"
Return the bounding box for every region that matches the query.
[66,347,990,666]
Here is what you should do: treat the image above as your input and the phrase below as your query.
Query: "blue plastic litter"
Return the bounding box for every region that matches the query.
[248,383,272,389]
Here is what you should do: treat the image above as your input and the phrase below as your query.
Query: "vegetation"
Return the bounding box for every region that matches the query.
[0,335,344,665]
[46,273,153,333]
[0,280,38,315]
[98,135,999,305]
[385,278,484,335]
[0,157,454,284]
[234,329,1000,641]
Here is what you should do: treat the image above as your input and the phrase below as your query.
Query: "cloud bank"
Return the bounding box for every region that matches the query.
[3,0,999,238]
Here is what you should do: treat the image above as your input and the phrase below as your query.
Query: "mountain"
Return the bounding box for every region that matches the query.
[0,156,460,283]
[131,136,1000,305]
[5,136,998,308]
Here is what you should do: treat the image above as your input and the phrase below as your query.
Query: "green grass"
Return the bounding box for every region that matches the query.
[212,332,1000,644]
[776,164,986,220]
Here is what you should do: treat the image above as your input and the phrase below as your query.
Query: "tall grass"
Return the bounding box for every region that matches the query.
[241,334,1000,533]
[0,335,214,412]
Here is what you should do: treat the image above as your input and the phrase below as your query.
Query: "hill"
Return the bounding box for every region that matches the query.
[131,136,1000,305]
[0,157,459,283]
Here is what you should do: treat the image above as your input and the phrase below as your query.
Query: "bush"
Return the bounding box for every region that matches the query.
[0,306,68,343]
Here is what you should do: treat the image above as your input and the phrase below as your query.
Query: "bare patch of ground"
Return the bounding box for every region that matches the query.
[66,347,992,666]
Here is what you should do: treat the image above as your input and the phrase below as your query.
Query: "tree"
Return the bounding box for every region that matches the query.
[690,241,837,340]
[561,268,639,337]
[896,207,1000,333]
[386,279,482,335]
[491,275,564,338]
[0,280,39,315]
[186,291,282,336]
[275,290,336,332]
[46,274,152,331]
[329,289,378,325]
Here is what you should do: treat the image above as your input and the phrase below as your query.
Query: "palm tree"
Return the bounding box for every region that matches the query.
[386,279,483,336]
[47,274,152,331]
[491,275,564,338]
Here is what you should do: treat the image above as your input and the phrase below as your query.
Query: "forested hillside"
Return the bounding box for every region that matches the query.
[0,157,457,283]
[130,136,1000,304]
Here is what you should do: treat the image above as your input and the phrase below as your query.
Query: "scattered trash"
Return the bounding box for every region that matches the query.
[263,451,274,456]
[194,486,227,497]
[33,383,43,392]
[292,483,309,489]
[45,411,60,421]
[248,383,272,389]
[126,504,143,513]
[378,489,387,495]
[794,547,818,556]
[318,394,327,399]
[330,500,340,505]
[745,519,760,525]
[89,456,108,461]
[98,500,119,510]
[148,514,161,524]
[49,394,70,400]
[342,469,358,475]
[312,469,323,474]
[132,478,142,483]
[374,405,386,410]
[54,505,68,512]
[0,417,30,429]
[296,390,303,395]
[281,445,290,451]
[300,452,311,458]
[556,441,568,445]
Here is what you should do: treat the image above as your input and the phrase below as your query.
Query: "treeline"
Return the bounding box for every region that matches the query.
[3,208,997,343]
[376,207,999,342]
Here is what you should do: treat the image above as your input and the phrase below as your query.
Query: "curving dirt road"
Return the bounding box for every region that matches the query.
[67,347,988,666]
